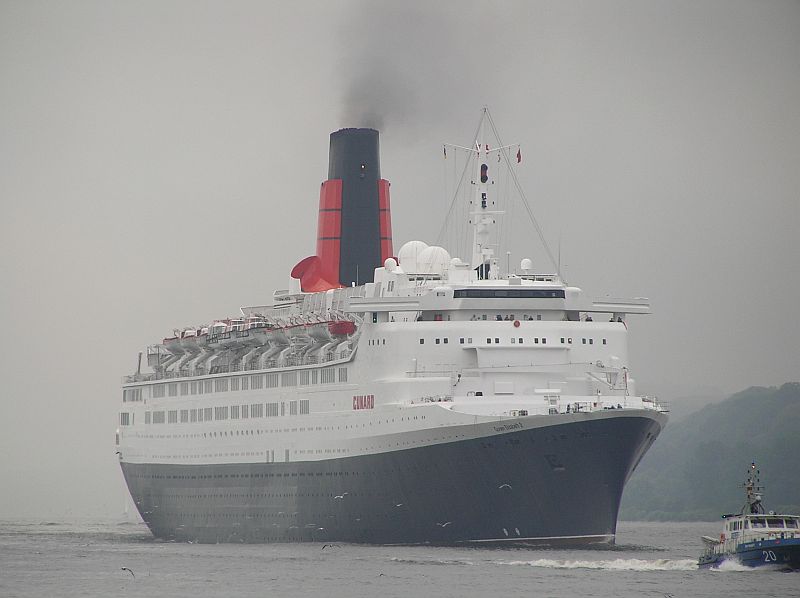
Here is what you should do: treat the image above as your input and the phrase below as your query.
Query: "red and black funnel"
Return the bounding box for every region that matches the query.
[292,128,393,292]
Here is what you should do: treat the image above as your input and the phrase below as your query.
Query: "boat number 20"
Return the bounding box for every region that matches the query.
[762,550,777,562]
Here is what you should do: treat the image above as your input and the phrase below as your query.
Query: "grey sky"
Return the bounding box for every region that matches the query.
[1,1,798,518]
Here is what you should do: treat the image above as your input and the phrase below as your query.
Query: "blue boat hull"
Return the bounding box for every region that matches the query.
[699,538,800,570]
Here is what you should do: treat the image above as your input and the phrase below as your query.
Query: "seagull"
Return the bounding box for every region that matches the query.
[121,567,135,579]
[322,544,341,550]
[436,521,452,528]
[498,483,512,490]
[333,493,348,500]
[394,503,404,508]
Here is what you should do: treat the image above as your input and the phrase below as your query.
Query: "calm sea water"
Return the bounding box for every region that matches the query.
[0,519,796,598]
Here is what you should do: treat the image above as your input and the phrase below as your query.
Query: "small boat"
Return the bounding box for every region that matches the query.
[698,462,800,570]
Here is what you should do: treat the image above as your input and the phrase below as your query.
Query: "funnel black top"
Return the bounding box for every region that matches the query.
[329,128,382,286]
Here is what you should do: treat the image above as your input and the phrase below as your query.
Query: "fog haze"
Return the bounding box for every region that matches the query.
[1,1,798,518]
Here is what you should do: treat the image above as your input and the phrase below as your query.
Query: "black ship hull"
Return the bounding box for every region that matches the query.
[120,412,664,545]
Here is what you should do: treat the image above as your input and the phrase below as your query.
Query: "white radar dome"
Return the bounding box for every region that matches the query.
[397,241,429,273]
[384,257,398,272]
[417,246,452,275]
[520,258,533,272]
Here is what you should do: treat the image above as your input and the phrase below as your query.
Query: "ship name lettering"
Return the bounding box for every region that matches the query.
[353,394,375,410]
[493,422,523,432]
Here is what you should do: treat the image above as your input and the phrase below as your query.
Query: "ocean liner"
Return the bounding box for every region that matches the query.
[118,111,668,545]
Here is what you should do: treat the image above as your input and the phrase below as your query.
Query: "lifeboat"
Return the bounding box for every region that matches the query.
[329,320,356,337]
[163,334,184,355]
[179,328,201,353]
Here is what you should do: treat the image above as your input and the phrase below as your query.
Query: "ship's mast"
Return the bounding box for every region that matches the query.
[467,109,520,280]
[742,461,765,515]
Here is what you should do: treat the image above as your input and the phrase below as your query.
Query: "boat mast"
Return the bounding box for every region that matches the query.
[742,461,765,515]
[469,108,518,280]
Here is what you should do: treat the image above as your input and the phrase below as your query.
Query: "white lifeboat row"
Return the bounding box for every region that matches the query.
[156,313,357,373]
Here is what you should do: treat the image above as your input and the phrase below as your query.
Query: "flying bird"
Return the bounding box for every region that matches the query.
[436,521,452,528]
[498,483,512,490]
[121,567,135,579]
[394,503,404,508]
[333,493,348,500]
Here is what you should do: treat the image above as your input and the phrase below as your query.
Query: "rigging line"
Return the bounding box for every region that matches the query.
[485,109,559,274]
[435,116,484,247]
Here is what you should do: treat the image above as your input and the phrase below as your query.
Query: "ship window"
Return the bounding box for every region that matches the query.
[752,518,766,528]
[561,338,565,344]
[767,518,784,528]
[312,369,318,384]
[204,380,213,393]
[241,404,249,419]
[744,520,750,529]
[214,406,228,420]
[568,338,573,344]
[542,338,546,344]
[266,373,279,388]
[204,407,212,421]
[468,337,472,343]
[511,338,515,344]
[290,401,298,416]
[190,408,198,423]
[152,384,166,399]
[487,338,492,344]
[435,338,440,345]
[241,376,249,391]
[518,338,523,344]
[251,403,264,418]
[168,410,178,423]
[215,378,229,392]
[230,405,240,419]
[460,338,465,344]
[338,368,348,383]
[251,375,264,389]
[321,368,336,384]
[190,381,198,395]
[419,339,424,344]
[603,338,607,345]
[145,411,151,424]
[197,408,204,422]
[300,400,310,415]
[453,289,566,299]
[168,383,178,397]
[180,382,189,396]
[589,339,594,345]
[534,338,539,344]
[281,372,297,387]
[786,520,798,528]
[153,411,165,424]
[231,377,240,391]
[537,314,542,321]
[119,412,130,426]
[372,312,377,323]
[495,338,500,344]
[582,338,587,345]
[266,403,278,417]
[300,371,310,385]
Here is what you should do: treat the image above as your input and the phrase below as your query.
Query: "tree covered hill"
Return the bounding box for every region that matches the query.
[620,382,800,521]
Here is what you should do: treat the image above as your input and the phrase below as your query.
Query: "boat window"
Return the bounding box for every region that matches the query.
[751,518,767,528]
[453,289,566,299]
[744,520,750,529]
[785,519,799,528]
[767,518,784,528]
